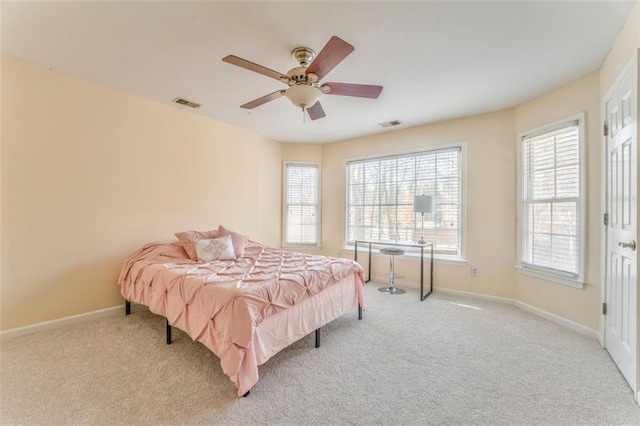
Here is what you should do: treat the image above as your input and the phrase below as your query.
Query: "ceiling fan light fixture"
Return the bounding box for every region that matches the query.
[285,85,323,110]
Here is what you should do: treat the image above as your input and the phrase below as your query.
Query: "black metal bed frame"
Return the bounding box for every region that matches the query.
[124,300,363,397]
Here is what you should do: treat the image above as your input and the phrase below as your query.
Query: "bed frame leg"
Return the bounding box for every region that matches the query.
[243,390,250,397]
[358,305,363,320]
[166,319,172,345]
[315,329,320,348]
[125,301,131,315]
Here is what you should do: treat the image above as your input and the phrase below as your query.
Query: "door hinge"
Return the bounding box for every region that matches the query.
[602,302,607,315]
[604,213,608,226]
[604,122,608,137]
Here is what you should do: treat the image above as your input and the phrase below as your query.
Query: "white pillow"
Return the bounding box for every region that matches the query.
[195,236,236,262]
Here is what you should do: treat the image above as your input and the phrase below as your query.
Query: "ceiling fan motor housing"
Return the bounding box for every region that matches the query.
[287,67,318,85]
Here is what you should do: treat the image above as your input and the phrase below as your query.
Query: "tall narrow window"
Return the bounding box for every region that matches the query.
[283,162,321,247]
[345,146,464,259]
[520,116,584,282]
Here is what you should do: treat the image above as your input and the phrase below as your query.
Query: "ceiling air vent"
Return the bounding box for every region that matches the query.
[172,97,201,109]
[379,120,402,128]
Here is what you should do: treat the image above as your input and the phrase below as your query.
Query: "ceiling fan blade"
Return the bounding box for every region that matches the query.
[223,55,289,82]
[323,83,383,99]
[240,90,285,109]
[307,102,326,120]
[306,36,354,80]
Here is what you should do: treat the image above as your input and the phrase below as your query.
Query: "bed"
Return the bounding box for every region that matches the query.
[117,235,365,397]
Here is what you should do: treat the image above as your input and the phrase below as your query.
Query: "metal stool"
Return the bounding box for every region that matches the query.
[379,247,406,295]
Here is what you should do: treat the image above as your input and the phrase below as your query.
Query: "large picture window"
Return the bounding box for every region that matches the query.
[519,115,584,283]
[346,146,463,258]
[283,162,321,247]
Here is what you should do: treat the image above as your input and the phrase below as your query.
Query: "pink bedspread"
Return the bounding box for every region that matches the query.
[118,240,364,395]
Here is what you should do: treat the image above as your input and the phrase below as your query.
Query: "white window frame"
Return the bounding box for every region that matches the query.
[282,161,322,248]
[516,112,586,288]
[343,143,466,261]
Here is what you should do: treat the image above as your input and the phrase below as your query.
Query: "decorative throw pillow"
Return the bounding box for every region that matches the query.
[174,229,218,260]
[217,225,248,258]
[195,236,236,262]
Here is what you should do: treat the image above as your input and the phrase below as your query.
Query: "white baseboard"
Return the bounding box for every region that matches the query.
[370,276,599,340]
[0,305,122,340]
[433,286,515,305]
[514,300,599,340]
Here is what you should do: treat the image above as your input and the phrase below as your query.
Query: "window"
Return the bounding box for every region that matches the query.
[283,162,321,247]
[519,114,584,285]
[346,146,464,258]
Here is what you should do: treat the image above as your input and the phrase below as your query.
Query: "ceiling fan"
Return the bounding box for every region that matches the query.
[222,36,383,121]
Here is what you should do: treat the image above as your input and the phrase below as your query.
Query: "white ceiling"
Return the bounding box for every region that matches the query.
[1,1,635,144]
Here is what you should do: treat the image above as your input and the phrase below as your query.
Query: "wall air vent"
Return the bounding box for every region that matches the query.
[172,97,201,109]
[379,120,402,128]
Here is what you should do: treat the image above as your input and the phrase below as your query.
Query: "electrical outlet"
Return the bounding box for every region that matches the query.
[471,266,479,277]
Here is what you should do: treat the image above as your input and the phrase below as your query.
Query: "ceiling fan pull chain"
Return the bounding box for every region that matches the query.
[302,107,306,123]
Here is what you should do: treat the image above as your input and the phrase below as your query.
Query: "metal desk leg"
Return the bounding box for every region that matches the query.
[421,244,434,301]
[420,246,424,300]
[430,244,434,294]
[367,243,371,283]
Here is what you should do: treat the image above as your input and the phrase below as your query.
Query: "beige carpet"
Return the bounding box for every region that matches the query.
[1,284,640,425]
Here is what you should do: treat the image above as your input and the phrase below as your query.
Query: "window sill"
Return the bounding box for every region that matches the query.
[516,266,584,289]
[340,246,466,266]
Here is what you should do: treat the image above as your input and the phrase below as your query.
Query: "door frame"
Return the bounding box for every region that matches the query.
[600,51,638,402]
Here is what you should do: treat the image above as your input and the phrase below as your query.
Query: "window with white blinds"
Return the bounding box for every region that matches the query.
[520,117,584,281]
[346,146,463,258]
[283,162,321,247]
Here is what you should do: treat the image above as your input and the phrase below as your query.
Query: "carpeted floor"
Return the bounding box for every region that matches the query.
[1,284,640,425]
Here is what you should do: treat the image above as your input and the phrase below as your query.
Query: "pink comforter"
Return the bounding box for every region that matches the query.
[118,240,364,395]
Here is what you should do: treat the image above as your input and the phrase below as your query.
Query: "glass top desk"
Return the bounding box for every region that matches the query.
[353,241,434,301]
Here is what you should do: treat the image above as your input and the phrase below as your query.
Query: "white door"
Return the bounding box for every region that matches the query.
[605,58,638,397]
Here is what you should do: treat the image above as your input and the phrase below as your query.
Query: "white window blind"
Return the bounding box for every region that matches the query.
[283,163,320,246]
[521,120,582,277]
[346,146,463,257]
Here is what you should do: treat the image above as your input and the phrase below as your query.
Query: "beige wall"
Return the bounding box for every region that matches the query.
[1,57,281,330]
[258,147,283,247]
[320,109,517,299]
[281,143,322,163]
[514,72,601,330]
[600,2,639,98]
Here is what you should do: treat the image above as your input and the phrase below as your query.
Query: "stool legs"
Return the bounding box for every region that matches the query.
[379,254,406,295]
[390,255,394,286]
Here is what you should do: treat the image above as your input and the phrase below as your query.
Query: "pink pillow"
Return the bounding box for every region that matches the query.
[217,225,248,258]
[174,229,218,260]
